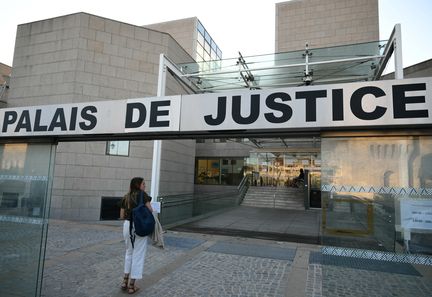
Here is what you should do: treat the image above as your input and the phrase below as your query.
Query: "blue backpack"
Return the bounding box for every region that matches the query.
[129,191,155,247]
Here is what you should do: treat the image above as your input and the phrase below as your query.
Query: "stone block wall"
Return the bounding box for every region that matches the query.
[8,13,196,220]
[276,0,379,52]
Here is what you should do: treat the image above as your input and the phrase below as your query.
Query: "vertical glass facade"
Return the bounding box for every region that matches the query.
[195,20,222,73]
[321,136,432,254]
[245,152,321,187]
[0,143,56,297]
[195,157,245,185]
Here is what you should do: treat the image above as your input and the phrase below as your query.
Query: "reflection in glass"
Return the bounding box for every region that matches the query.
[0,143,55,297]
[321,136,432,254]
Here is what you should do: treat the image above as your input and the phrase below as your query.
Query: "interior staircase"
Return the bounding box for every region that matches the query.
[241,186,306,210]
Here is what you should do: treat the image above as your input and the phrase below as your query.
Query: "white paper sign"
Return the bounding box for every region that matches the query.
[400,199,432,230]
[151,202,161,214]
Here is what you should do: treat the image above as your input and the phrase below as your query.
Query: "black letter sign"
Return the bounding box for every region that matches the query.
[232,94,260,124]
[296,90,327,122]
[350,86,386,120]
[2,111,17,132]
[204,96,226,126]
[79,106,97,130]
[393,83,428,118]
[125,103,146,128]
[264,92,292,123]
[150,101,170,127]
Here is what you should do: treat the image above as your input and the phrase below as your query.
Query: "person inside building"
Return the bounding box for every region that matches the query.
[119,177,153,294]
[293,168,305,187]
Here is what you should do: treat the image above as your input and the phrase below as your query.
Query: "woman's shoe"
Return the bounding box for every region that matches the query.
[128,283,140,294]
[121,275,129,291]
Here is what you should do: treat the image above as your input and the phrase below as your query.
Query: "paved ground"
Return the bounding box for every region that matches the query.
[36,218,432,297]
[173,206,321,244]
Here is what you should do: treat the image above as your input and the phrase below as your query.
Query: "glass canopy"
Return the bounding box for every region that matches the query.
[177,40,388,92]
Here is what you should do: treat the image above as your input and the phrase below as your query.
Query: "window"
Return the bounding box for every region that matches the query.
[195,157,245,185]
[197,32,204,46]
[197,20,205,35]
[106,141,129,156]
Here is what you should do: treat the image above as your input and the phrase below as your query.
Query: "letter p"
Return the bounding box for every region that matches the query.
[2,111,18,132]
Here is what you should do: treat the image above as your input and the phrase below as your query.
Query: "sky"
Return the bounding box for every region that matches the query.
[1,0,431,71]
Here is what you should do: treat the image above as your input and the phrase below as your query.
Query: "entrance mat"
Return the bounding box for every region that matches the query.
[207,242,296,261]
[164,236,205,249]
[309,252,421,276]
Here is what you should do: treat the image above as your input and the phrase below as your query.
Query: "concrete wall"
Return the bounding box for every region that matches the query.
[381,59,432,80]
[195,141,251,158]
[144,18,196,60]
[160,140,196,196]
[276,0,379,52]
[8,13,196,220]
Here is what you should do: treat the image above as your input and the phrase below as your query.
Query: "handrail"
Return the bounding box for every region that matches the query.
[237,174,250,191]
[237,174,251,204]
[159,177,251,226]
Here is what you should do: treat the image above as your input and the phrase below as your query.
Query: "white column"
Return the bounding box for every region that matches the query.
[150,54,167,201]
[394,24,403,79]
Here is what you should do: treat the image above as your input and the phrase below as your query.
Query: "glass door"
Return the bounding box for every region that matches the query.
[0,143,56,297]
[246,151,321,188]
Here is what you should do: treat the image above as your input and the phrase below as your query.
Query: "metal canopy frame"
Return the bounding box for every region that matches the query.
[168,24,403,93]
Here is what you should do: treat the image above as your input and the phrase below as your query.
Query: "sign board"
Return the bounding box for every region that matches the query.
[1,78,431,139]
[401,199,432,230]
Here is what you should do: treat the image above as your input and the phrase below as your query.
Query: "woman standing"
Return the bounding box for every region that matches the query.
[119,177,153,294]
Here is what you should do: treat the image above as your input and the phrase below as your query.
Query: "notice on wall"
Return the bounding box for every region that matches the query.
[400,199,432,230]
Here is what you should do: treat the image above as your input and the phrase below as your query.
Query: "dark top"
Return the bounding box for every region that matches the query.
[298,171,305,180]
[119,191,152,221]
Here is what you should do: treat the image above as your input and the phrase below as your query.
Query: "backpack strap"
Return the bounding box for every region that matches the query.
[129,221,135,249]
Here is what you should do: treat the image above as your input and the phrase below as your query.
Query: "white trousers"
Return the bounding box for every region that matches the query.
[123,220,148,279]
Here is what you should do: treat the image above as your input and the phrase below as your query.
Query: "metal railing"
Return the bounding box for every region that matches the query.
[237,174,251,204]
[158,175,251,228]
[159,189,243,228]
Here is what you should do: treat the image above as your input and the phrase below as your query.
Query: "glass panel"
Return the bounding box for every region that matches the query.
[106,141,129,156]
[245,151,321,188]
[321,136,432,253]
[211,39,217,51]
[178,40,387,91]
[221,159,245,185]
[204,30,211,43]
[0,143,55,297]
[197,32,204,46]
[197,20,204,35]
[217,47,222,59]
[195,158,220,185]
[204,41,211,55]
[160,191,241,226]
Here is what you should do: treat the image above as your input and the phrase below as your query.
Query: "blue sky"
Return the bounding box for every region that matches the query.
[1,0,431,71]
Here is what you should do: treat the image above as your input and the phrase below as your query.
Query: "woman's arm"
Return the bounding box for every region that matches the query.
[145,201,154,212]
[119,208,125,219]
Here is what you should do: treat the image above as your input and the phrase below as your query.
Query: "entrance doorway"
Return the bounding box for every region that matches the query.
[245,150,321,188]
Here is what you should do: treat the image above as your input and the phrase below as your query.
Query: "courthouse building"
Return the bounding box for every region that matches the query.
[1,0,431,278]
[1,0,432,295]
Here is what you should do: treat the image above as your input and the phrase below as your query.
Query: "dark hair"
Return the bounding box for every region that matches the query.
[129,177,144,193]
